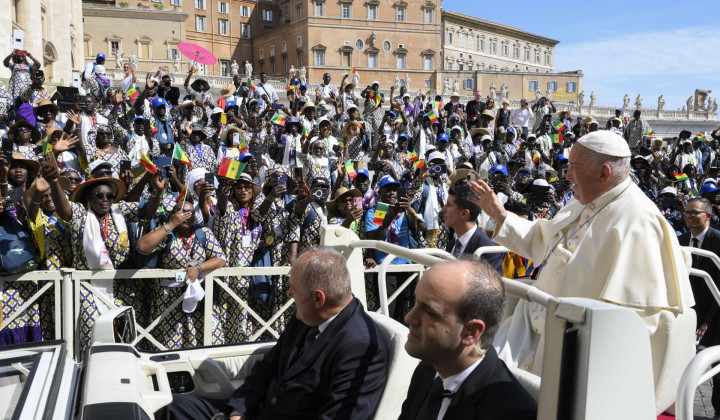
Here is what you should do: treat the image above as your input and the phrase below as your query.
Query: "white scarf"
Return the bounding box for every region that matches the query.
[128,133,150,165]
[310,201,328,226]
[423,179,440,230]
[80,113,108,145]
[83,205,128,313]
[418,128,427,158]
[282,133,302,166]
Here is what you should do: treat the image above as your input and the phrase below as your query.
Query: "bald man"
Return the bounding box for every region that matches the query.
[157,247,389,420]
[469,130,695,414]
[399,259,536,420]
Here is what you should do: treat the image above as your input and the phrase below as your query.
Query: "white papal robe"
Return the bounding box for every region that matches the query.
[492,178,695,414]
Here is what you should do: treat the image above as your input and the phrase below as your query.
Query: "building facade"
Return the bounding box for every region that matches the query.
[182,0,267,77]
[0,0,83,85]
[440,11,581,103]
[83,2,187,77]
[252,0,442,89]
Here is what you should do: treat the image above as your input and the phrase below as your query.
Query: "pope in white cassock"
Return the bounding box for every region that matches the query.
[469,130,696,415]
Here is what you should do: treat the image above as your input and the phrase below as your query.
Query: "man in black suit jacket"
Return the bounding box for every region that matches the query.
[156,247,389,420]
[399,260,536,420]
[442,185,503,273]
[158,74,180,106]
[678,198,720,417]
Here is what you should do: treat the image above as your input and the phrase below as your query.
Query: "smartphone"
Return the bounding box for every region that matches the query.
[367,161,383,171]
[272,104,284,110]
[491,173,507,185]
[294,166,303,181]
[204,173,214,185]
[15,50,26,56]
[8,187,25,209]
[397,187,407,201]
[120,160,131,174]
[34,145,43,156]
[428,164,447,175]
[195,93,202,102]
[662,197,679,208]
[561,166,569,180]
[518,150,527,161]
[277,173,287,188]
[354,196,363,209]
[232,132,240,146]
[531,185,550,198]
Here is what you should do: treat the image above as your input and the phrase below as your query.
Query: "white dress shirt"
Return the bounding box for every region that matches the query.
[436,357,484,420]
[453,225,477,254]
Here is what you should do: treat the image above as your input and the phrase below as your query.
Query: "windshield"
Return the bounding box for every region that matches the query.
[0,355,39,420]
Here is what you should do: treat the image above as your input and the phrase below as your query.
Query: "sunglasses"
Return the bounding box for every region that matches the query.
[66,177,82,183]
[94,170,113,177]
[94,192,116,201]
[17,127,32,132]
[96,131,112,136]
[234,183,253,190]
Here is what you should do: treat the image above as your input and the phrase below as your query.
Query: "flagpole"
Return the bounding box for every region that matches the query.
[180,182,188,209]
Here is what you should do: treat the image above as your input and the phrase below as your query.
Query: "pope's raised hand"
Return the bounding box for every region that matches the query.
[468,179,507,224]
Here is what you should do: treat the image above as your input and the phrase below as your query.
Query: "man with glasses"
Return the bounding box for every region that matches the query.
[678,197,720,417]
[252,72,279,112]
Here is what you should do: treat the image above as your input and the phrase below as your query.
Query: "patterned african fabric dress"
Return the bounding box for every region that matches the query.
[142,227,226,350]
[7,62,35,103]
[68,201,145,352]
[298,152,334,186]
[0,213,42,345]
[13,143,41,161]
[182,141,217,178]
[409,176,451,250]
[346,126,365,163]
[28,210,71,341]
[211,201,266,344]
[295,202,328,254]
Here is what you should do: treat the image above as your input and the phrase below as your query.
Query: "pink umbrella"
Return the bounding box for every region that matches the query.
[178,42,217,65]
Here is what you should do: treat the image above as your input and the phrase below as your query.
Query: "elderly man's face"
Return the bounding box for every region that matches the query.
[404,265,473,365]
[566,145,606,205]
[323,73,331,84]
[684,200,711,231]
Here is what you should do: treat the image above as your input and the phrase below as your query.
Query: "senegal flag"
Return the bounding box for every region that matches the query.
[173,143,192,167]
[345,160,356,179]
[553,120,566,132]
[373,202,390,226]
[271,113,286,126]
[408,151,418,162]
[218,158,246,180]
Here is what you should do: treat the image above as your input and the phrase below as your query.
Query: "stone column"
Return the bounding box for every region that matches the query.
[15,0,43,60]
[0,1,13,79]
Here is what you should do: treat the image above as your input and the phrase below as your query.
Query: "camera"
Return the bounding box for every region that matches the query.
[367,161,384,172]
[428,164,447,175]
[311,188,329,201]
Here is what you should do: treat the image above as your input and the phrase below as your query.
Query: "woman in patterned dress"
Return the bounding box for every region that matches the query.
[212,173,266,344]
[137,199,226,350]
[327,187,364,235]
[182,123,217,174]
[8,119,42,161]
[74,123,129,176]
[343,107,366,165]
[26,176,72,340]
[3,49,41,103]
[42,162,166,352]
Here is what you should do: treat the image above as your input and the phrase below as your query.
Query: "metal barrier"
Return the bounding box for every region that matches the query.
[0,270,64,343]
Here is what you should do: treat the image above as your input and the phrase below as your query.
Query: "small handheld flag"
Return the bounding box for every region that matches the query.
[550,134,563,144]
[247,78,256,91]
[286,85,296,92]
[218,158,247,180]
[42,141,53,154]
[271,113,286,126]
[673,172,690,181]
[691,187,700,197]
[425,110,439,123]
[433,100,441,110]
[238,138,249,154]
[644,129,654,137]
[413,159,425,169]
[140,152,158,174]
[532,154,540,164]
[373,202,390,226]
[350,67,357,74]
[302,126,309,138]
[176,183,188,203]
[172,143,193,167]
[126,84,139,101]
[344,160,357,179]
[408,151,418,162]
[553,120,566,132]
[697,133,707,141]
[220,112,227,124]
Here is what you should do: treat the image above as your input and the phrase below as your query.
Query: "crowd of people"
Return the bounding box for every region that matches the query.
[1,49,719,361]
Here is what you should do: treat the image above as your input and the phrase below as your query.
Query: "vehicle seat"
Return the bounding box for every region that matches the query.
[367,311,419,420]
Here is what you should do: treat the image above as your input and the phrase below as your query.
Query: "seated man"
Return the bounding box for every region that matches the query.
[399,259,537,419]
[156,247,389,420]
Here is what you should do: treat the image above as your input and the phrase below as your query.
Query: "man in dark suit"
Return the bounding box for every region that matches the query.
[678,197,720,417]
[156,247,389,420]
[399,259,536,420]
[442,185,503,273]
[157,74,180,106]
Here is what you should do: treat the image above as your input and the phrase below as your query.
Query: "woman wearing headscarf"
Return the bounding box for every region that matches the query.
[212,173,266,343]
[216,125,245,166]
[185,167,217,227]
[42,161,165,351]
[136,199,226,349]
[180,123,217,178]
[70,121,128,175]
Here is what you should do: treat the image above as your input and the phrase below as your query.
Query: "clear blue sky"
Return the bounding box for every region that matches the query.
[442,0,720,114]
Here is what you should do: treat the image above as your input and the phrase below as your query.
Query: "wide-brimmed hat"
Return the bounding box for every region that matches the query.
[480,109,494,119]
[449,168,480,186]
[42,127,66,144]
[326,187,362,216]
[9,120,41,144]
[33,99,59,116]
[301,101,316,113]
[582,115,596,124]
[10,152,40,173]
[190,123,207,139]
[191,79,210,92]
[70,177,127,203]
[342,120,363,138]
[284,117,302,130]
[221,125,246,144]
[451,91,460,98]
[220,83,236,98]
[26,177,71,203]
[344,83,355,91]
[470,127,492,138]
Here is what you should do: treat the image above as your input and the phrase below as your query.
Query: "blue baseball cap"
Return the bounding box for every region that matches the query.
[490,164,508,176]
[438,133,449,142]
[152,97,167,107]
[224,99,238,110]
[291,77,301,84]
[398,133,409,141]
[299,83,308,89]
[355,168,369,179]
[378,175,401,189]
[96,53,106,60]
[239,152,254,162]
[700,183,720,196]
[555,154,568,162]
[132,115,146,122]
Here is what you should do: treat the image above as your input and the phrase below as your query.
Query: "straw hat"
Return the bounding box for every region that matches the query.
[26,177,71,203]
[326,187,362,217]
[220,83,236,98]
[9,120,41,144]
[33,99,59,116]
[10,152,40,173]
[70,177,127,203]
[342,121,363,139]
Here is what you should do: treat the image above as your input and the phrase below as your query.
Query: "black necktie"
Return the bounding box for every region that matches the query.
[418,377,444,420]
[293,326,319,364]
[692,238,699,266]
[453,239,463,255]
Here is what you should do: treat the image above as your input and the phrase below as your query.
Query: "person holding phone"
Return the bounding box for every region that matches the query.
[185,168,217,227]
[412,151,451,249]
[137,199,227,349]
[180,123,217,175]
[656,186,686,235]
[3,49,41,103]
[293,176,332,254]
[327,187,364,234]
[299,120,337,185]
